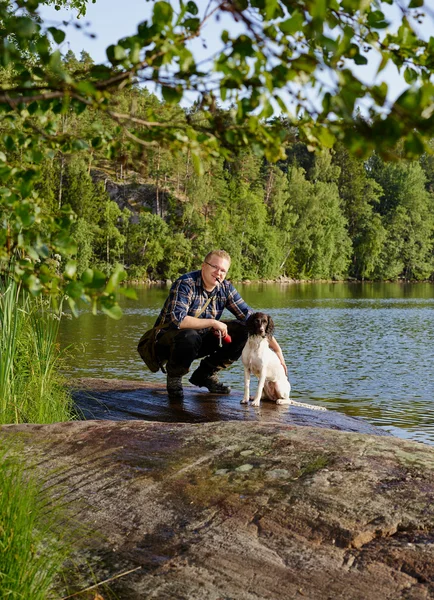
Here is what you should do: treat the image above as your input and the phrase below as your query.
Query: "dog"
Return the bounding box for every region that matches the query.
[241,312,291,406]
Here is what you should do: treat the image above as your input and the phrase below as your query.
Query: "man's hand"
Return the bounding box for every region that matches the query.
[212,320,228,337]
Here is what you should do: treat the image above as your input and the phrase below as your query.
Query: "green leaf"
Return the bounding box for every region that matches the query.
[153,2,173,26]
[64,260,77,279]
[353,54,368,65]
[76,81,97,95]
[265,0,278,20]
[81,268,94,285]
[183,18,200,32]
[15,203,35,227]
[396,88,421,112]
[14,17,38,38]
[367,10,389,29]
[101,302,123,319]
[23,274,42,295]
[404,67,418,84]
[408,0,423,7]
[118,287,138,300]
[279,11,304,36]
[404,131,425,156]
[105,263,126,294]
[311,0,327,20]
[53,233,77,256]
[48,27,66,44]
[106,44,127,64]
[67,296,79,318]
[162,85,183,104]
[65,280,84,300]
[186,1,198,15]
[316,127,336,148]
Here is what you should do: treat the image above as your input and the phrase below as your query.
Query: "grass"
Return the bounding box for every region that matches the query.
[0,277,74,424]
[0,446,72,599]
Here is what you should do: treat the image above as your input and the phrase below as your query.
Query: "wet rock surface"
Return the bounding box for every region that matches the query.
[71,377,389,436]
[2,381,434,599]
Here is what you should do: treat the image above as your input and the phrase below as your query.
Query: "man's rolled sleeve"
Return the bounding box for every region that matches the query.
[166,280,193,328]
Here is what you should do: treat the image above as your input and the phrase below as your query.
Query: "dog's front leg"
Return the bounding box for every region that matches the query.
[241,367,251,404]
[252,372,267,406]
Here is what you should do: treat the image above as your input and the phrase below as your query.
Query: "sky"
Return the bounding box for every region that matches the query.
[38,0,434,110]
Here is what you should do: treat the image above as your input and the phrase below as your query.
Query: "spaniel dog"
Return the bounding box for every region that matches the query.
[241,312,291,406]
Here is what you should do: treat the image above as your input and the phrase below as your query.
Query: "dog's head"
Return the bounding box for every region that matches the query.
[246,312,275,338]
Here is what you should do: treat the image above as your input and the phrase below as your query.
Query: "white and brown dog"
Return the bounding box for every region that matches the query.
[241,312,291,406]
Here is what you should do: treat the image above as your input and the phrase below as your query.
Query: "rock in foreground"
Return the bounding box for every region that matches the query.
[2,419,434,599]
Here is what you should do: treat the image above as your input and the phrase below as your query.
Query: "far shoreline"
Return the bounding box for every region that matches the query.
[124,277,434,286]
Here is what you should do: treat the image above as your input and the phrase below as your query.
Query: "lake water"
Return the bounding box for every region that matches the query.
[58,282,434,446]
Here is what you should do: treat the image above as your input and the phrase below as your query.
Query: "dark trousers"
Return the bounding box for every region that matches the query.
[156,320,248,377]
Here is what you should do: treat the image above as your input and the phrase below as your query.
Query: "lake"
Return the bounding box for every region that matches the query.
[58,282,434,446]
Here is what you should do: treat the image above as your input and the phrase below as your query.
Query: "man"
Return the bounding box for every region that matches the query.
[154,250,287,400]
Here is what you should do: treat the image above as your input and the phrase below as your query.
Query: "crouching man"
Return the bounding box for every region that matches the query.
[154,250,252,400]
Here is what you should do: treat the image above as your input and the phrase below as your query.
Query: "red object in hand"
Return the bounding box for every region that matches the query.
[213,330,232,344]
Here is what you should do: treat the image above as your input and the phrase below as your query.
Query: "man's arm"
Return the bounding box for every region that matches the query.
[180,316,228,335]
[269,336,288,376]
[225,284,253,321]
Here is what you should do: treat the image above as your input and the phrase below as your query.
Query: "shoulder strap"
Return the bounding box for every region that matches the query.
[194,295,213,318]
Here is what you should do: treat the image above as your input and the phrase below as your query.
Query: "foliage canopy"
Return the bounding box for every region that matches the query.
[1,0,434,308]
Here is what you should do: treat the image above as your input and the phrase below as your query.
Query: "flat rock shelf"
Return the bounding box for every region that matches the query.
[71,377,390,436]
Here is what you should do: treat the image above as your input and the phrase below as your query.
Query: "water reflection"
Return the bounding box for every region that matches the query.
[58,282,434,445]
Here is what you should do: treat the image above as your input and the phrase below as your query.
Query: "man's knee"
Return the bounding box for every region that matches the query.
[166,329,203,376]
[175,329,203,351]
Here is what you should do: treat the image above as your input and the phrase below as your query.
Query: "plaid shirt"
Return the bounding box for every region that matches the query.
[154,270,253,330]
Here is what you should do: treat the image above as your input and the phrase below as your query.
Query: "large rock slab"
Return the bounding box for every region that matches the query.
[71,377,389,437]
[2,419,434,599]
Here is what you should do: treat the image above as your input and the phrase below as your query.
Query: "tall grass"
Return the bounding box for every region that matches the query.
[0,447,72,599]
[0,277,73,424]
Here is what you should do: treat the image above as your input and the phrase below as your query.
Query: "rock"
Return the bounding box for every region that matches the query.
[71,378,389,437]
[2,416,434,599]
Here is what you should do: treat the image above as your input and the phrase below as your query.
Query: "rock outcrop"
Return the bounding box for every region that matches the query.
[2,393,434,598]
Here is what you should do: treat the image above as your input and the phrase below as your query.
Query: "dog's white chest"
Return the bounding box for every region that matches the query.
[242,337,269,376]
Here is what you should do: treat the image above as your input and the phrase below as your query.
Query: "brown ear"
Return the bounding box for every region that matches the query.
[266,315,275,337]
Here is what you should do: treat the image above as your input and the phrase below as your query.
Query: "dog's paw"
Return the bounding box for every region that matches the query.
[276,398,291,405]
[251,399,261,407]
[240,398,249,404]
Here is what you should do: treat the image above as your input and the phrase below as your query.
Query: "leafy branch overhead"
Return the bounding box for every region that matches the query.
[1,0,434,308]
[3,0,434,156]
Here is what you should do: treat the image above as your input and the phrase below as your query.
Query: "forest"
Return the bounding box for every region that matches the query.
[6,50,433,284]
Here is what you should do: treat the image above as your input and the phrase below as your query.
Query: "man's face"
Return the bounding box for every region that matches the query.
[201,255,230,291]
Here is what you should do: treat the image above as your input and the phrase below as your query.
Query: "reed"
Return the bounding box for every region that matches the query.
[0,277,73,424]
[0,447,72,599]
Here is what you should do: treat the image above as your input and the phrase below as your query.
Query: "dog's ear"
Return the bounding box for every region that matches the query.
[246,313,255,332]
[266,315,275,337]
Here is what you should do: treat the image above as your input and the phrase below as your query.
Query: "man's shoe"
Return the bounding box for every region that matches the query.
[167,375,184,400]
[189,371,231,394]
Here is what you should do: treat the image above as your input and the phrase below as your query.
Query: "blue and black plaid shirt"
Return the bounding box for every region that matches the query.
[154,270,253,331]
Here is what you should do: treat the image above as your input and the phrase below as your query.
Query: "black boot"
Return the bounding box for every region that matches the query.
[189,360,231,394]
[166,375,184,400]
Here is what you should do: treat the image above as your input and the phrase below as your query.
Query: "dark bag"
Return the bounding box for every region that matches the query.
[137,326,166,373]
[138,297,213,372]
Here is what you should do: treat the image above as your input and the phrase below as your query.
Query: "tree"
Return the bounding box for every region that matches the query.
[2,0,434,309]
[333,144,385,278]
[366,158,434,279]
[283,166,351,279]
